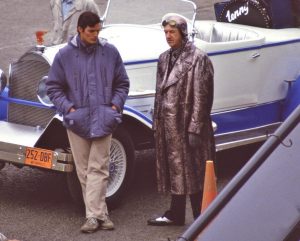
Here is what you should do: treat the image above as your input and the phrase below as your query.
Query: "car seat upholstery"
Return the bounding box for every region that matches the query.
[197,23,260,42]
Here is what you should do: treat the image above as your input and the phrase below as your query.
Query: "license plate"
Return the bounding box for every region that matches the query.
[25,147,53,169]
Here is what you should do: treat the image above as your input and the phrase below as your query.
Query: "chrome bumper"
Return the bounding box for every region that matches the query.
[0,141,74,172]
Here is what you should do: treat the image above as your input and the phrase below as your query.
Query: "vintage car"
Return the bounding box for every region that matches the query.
[0,0,299,206]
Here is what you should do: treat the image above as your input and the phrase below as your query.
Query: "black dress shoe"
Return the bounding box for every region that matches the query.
[147,211,184,226]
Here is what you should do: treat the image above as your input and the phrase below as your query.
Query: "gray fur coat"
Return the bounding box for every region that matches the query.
[153,41,215,195]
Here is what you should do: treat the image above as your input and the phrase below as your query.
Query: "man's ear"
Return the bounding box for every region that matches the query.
[77,26,83,34]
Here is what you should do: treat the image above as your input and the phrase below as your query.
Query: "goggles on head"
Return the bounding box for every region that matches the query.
[161,14,188,38]
[162,19,178,27]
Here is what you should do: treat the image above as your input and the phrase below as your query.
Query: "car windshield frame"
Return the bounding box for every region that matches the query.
[102,0,196,26]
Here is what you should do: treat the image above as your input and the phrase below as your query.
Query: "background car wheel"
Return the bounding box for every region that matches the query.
[66,126,135,209]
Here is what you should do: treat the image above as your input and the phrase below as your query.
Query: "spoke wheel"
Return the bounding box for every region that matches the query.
[106,127,135,208]
[66,127,135,209]
[107,138,127,198]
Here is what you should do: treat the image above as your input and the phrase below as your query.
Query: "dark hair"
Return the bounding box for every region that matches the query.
[77,11,102,30]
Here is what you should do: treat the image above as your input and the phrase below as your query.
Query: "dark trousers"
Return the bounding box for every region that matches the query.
[168,191,203,224]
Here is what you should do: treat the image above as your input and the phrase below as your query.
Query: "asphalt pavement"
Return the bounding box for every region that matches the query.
[0,145,260,241]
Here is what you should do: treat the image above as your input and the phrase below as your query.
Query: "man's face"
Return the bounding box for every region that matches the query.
[163,24,182,49]
[78,23,101,45]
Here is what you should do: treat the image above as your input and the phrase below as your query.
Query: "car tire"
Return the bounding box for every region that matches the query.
[66,126,135,209]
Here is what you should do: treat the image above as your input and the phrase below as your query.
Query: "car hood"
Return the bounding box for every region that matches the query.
[43,24,169,65]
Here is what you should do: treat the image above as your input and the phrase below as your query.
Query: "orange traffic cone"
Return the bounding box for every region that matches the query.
[201,160,218,213]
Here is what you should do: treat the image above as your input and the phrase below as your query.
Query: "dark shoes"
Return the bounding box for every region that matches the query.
[81,218,99,233]
[100,217,114,230]
[81,217,114,233]
[147,210,185,226]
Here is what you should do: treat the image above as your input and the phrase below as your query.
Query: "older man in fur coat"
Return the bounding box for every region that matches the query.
[148,14,215,226]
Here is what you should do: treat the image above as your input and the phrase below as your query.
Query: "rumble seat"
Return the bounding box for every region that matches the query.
[211,24,260,42]
[194,21,265,52]
[197,22,261,43]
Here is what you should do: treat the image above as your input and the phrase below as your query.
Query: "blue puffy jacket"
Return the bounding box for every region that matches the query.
[46,35,129,138]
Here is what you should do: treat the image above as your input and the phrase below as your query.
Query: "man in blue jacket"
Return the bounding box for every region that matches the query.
[46,11,129,233]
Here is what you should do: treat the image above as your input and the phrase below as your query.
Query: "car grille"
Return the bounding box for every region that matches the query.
[8,52,55,128]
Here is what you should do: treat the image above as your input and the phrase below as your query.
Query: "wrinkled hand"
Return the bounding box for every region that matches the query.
[188,133,201,148]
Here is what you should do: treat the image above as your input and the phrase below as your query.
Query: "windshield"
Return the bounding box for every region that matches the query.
[104,0,196,25]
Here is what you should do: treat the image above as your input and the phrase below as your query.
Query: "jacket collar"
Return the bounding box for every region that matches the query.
[162,41,195,90]
[69,34,108,48]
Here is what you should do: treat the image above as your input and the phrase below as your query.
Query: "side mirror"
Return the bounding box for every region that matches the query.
[0,69,7,94]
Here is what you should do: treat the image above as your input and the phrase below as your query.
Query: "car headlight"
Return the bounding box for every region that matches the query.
[0,69,7,94]
[37,76,54,107]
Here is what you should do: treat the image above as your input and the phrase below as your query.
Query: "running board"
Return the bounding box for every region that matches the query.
[215,123,281,151]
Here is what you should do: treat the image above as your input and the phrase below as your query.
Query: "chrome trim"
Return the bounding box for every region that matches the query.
[212,121,217,132]
[8,63,12,85]
[37,75,54,107]
[180,0,197,39]
[216,135,267,152]
[127,92,155,99]
[215,122,281,151]
[215,122,281,137]
[251,52,260,58]
[102,0,111,24]
[0,141,74,172]
[0,69,7,93]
